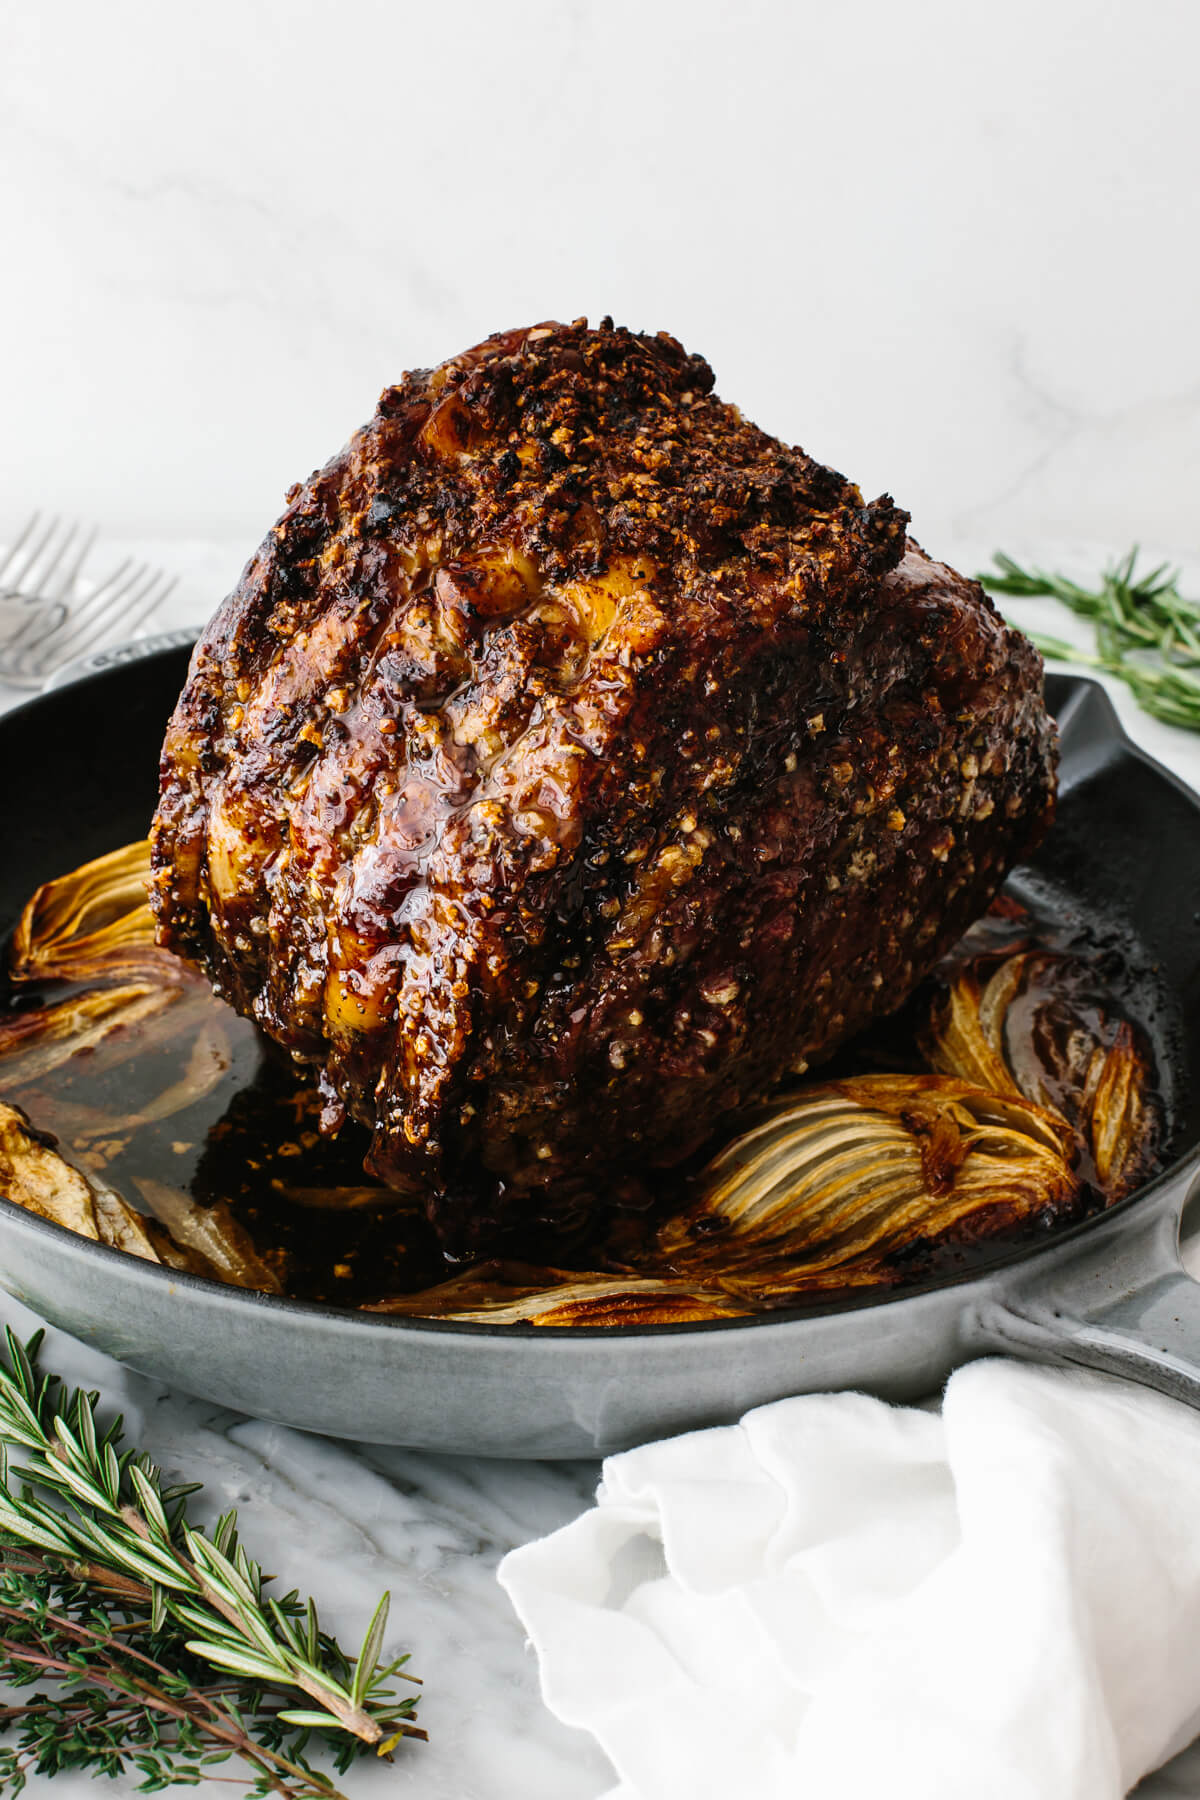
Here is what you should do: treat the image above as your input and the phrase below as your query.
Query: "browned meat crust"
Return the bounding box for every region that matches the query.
[150,318,1057,1252]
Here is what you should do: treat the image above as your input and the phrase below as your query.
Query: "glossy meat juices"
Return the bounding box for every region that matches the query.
[150,319,1057,1252]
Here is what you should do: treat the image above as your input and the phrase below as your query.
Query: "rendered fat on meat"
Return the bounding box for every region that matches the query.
[150,319,1057,1252]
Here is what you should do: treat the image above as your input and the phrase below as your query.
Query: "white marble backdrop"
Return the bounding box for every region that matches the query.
[2,0,1199,558]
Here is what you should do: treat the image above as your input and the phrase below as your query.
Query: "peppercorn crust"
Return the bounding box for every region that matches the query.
[150,318,1058,1252]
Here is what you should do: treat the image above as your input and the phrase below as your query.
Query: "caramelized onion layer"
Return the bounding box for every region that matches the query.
[0,846,1164,1323]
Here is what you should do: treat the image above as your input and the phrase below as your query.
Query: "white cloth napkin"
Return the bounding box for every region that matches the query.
[498,1359,1200,1800]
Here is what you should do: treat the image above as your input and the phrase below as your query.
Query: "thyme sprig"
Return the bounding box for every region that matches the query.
[0,1329,424,1797]
[979,548,1200,731]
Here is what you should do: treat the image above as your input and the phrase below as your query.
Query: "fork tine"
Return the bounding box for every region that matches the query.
[0,531,178,687]
[76,560,166,636]
[29,520,85,604]
[47,524,99,603]
[8,515,68,599]
[0,596,93,681]
[71,555,135,616]
[18,518,93,610]
[0,515,41,589]
[23,557,141,655]
[4,567,177,683]
[47,570,176,668]
[78,578,176,663]
[0,595,66,659]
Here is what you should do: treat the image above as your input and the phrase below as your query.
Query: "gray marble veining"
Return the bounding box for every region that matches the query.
[0,1289,611,1800]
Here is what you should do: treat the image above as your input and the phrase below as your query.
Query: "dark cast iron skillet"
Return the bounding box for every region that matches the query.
[0,646,1198,1457]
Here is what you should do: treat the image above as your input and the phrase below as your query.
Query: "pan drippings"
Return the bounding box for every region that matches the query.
[0,844,1169,1322]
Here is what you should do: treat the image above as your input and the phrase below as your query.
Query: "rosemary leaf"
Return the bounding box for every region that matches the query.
[350,1594,390,1712]
[0,1328,425,1797]
[979,547,1200,731]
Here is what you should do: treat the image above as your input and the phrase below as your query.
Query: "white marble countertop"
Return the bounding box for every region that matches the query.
[3,534,1200,1799]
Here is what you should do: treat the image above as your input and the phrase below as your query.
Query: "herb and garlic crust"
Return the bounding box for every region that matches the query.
[150,318,1057,1252]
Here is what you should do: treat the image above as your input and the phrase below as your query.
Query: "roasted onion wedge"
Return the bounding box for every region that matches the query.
[131,1177,283,1294]
[8,840,178,986]
[0,1103,282,1293]
[369,1077,1085,1320]
[0,848,1168,1320]
[0,984,179,1088]
[656,1074,1081,1298]
[921,949,1161,1201]
[0,1101,163,1263]
[365,1265,744,1326]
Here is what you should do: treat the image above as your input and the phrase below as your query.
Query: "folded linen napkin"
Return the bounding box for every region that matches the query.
[499,1360,1200,1799]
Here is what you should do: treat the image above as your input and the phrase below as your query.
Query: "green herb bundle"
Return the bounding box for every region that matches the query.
[0,1329,423,1797]
[979,548,1200,731]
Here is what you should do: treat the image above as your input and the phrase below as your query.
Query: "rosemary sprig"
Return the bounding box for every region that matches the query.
[979,548,1200,731]
[0,1329,424,1797]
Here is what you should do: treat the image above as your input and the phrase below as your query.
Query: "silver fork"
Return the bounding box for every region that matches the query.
[0,518,177,689]
[0,515,98,624]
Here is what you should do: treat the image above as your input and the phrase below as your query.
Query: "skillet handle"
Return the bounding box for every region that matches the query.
[974,1173,1200,1410]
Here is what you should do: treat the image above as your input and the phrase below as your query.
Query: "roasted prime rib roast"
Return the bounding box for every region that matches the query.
[151,319,1057,1253]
